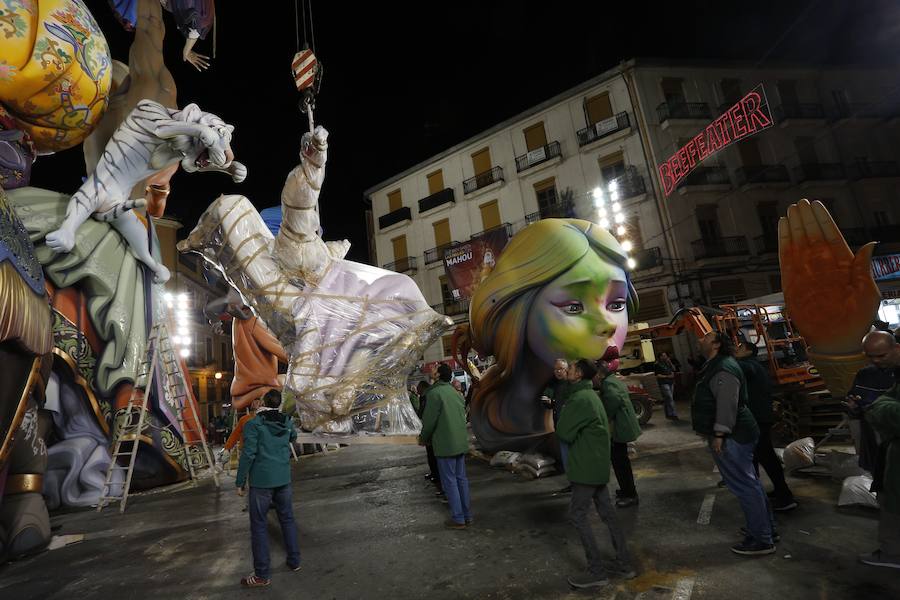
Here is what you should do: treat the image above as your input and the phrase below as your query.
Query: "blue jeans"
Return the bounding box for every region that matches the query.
[710,437,774,545]
[436,455,472,524]
[559,440,570,472]
[660,383,677,417]
[249,484,301,579]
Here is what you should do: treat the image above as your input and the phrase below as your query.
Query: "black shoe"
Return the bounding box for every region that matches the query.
[424,472,432,479]
[615,496,639,508]
[772,498,799,512]
[567,571,609,589]
[614,489,624,498]
[554,485,573,495]
[740,527,780,543]
[599,560,637,579]
[286,562,301,572]
[438,494,448,504]
[731,537,776,556]
[717,480,727,488]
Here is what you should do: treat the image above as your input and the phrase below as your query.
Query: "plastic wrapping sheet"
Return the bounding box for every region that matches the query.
[179,194,452,436]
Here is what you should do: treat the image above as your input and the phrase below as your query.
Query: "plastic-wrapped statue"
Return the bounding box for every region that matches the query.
[179,125,452,435]
[778,198,880,398]
[44,99,246,283]
[466,219,637,452]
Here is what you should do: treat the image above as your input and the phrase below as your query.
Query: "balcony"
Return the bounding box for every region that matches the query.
[677,166,731,190]
[773,103,825,122]
[846,160,900,180]
[525,200,574,224]
[611,166,647,199]
[734,165,791,188]
[444,298,470,316]
[754,235,779,255]
[632,246,663,270]
[423,242,459,266]
[515,141,561,172]
[576,112,631,147]
[378,205,412,230]
[418,187,455,213]
[471,222,513,240]
[792,163,846,184]
[463,166,504,195]
[691,236,749,261]
[382,256,417,274]
[656,102,711,123]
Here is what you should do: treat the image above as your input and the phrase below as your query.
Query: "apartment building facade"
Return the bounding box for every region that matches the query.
[365,58,900,363]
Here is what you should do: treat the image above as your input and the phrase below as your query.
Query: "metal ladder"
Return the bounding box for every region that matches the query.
[97,322,219,513]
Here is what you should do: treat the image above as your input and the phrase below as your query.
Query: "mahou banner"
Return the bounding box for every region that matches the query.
[443,226,510,300]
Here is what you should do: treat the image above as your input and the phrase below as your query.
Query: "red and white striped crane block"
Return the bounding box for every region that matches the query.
[292,49,319,92]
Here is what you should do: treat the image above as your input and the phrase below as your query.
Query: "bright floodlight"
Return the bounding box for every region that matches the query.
[621,240,633,252]
[600,218,610,229]
[626,257,637,269]
[608,180,618,191]
[612,202,622,212]
[617,225,626,236]
[592,187,603,200]
[179,348,190,358]
[614,213,625,224]
[214,372,223,380]
[597,207,608,218]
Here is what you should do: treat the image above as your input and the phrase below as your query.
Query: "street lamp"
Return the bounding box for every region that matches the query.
[214,372,222,380]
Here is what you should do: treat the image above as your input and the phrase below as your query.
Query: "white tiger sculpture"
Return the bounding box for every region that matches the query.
[178,126,452,435]
[45,99,246,283]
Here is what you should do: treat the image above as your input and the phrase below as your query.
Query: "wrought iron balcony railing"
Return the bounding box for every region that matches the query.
[678,166,731,188]
[463,166,504,194]
[382,256,417,273]
[691,236,749,260]
[792,163,845,183]
[418,187,455,213]
[734,165,790,187]
[515,141,561,172]
[773,103,825,121]
[576,112,631,146]
[378,206,412,230]
[656,102,711,123]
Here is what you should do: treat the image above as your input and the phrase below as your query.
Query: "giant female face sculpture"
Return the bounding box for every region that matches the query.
[468,218,637,452]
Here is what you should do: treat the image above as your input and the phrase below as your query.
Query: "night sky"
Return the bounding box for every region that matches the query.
[30,0,900,263]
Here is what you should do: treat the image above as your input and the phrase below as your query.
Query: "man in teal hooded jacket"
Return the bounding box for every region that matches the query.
[236,389,300,587]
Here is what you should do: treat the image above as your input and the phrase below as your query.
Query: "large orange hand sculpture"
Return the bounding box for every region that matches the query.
[778,199,881,397]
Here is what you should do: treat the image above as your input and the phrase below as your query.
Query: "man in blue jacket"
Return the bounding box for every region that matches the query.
[236,389,300,587]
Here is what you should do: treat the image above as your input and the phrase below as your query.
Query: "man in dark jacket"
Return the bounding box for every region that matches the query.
[557,358,634,589]
[595,360,641,508]
[419,363,471,529]
[417,378,443,496]
[541,358,571,491]
[236,389,300,587]
[693,332,774,556]
[735,338,797,512]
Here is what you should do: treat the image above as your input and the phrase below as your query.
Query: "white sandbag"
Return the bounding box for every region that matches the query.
[490,451,521,468]
[520,453,556,470]
[783,437,816,473]
[838,475,879,509]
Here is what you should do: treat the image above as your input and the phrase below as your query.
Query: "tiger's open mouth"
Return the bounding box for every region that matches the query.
[195,149,210,168]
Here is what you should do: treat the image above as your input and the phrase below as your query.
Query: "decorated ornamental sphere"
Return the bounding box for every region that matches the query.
[0,0,112,153]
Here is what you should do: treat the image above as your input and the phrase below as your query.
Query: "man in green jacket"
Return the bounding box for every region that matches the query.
[236,390,300,587]
[859,378,900,568]
[595,360,641,508]
[693,331,774,556]
[557,358,634,589]
[419,363,471,529]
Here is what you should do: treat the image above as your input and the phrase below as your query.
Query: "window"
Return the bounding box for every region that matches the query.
[634,289,668,321]
[206,338,213,364]
[479,200,501,231]
[426,170,444,195]
[599,152,626,183]
[523,122,548,151]
[696,205,722,242]
[391,235,408,260]
[621,220,643,251]
[432,219,451,248]
[534,177,558,213]
[739,138,763,167]
[661,78,685,105]
[757,202,779,242]
[585,93,613,125]
[708,279,748,305]
[471,147,492,176]
[220,342,227,365]
[439,275,455,304]
[777,80,799,106]
[388,189,402,212]
[720,78,742,104]
[441,334,454,358]
[794,137,818,164]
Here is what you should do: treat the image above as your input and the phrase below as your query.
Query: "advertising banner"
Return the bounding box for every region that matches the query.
[443,226,510,300]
